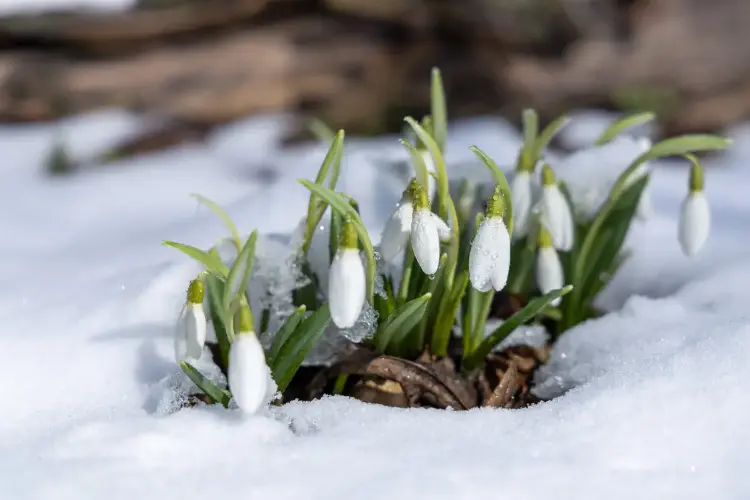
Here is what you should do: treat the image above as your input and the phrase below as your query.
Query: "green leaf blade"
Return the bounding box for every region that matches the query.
[180,361,232,408]
[376,293,432,353]
[431,67,448,153]
[191,194,242,251]
[594,112,656,146]
[464,285,573,373]
[267,305,307,369]
[163,241,230,279]
[223,230,258,310]
[272,304,332,393]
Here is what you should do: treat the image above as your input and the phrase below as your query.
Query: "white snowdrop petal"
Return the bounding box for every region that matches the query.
[470,218,510,292]
[411,209,441,275]
[536,247,564,306]
[175,303,206,362]
[511,171,533,238]
[328,248,366,328]
[228,333,268,414]
[379,201,413,262]
[489,219,511,292]
[679,193,710,257]
[541,186,575,251]
[428,212,452,242]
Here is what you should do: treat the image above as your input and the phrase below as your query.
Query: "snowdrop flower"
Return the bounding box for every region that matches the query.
[678,161,710,257]
[378,182,414,262]
[329,220,366,328]
[229,304,269,414]
[174,277,207,362]
[535,227,564,306]
[469,185,511,292]
[409,179,451,275]
[511,169,533,239]
[537,165,574,251]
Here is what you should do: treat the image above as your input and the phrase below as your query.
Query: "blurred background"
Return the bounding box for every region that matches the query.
[0,0,748,171]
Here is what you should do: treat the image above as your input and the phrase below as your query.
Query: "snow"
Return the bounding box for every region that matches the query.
[2,108,750,499]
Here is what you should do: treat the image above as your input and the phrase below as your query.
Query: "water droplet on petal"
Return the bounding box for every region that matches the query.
[373,251,381,261]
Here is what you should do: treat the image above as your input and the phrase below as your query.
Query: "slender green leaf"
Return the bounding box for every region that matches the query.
[594,112,655,146]
[299,180,376,304]
[329,208,343,264]
[205,273,231,371]
[223,230,258,309]
[431,271,469,356]
[376,293,432,353]
[522,109,538,151]
[180,361,232,408]
[267,305,307,368]
[400,138,430,192]
[536,114,570,155]
[469,146,514,236]
[308,117,336,142]
[404,117,449,220]
[272,305,332,392]
[163,241,229,278]
[431,67,448,153]
[613,135,730,199]
[464,285,573,373]
[302,131,345,253]
[191,194,242,251]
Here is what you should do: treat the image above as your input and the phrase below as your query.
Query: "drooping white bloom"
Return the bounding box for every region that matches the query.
[329,221,366,328]
[535,228,564,306]
[538,165,574,251]
[379,190,413,263]
[174,278,207,362]
[469,185,511,292]
[511,170,533,238]
[229,305,270,414]
[407,178,450,275]
[678,161,710,257]
[411,208,450,275]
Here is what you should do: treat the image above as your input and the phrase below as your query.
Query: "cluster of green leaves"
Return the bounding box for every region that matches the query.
[163,198,334,406]
[295,69,569,380]
[163,66,730,405]
[499,111,730,332]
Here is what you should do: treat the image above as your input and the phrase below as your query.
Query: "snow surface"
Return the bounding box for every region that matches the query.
[2,109,749,499]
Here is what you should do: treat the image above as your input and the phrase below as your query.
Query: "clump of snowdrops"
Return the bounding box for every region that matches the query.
[164,69,730,414]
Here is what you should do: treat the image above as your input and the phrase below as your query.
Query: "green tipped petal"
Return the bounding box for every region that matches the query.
[340,219,359,249]
[234,302,254,335]
[541,164,556,186]
[538,226,553,249]
[485,184,505,219]
[688,156,705,192]
[407,178,430,210]
[187,278,205,304]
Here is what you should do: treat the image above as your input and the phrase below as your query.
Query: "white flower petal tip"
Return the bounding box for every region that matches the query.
[678,192,710,257]
[174,303,207,362]
[540,185,575,251]
[536,246,564,306]
[328,247,366,328]
[511,170,533,238]
[411,208,444,275]
[428,212,452,242]
[469,217,511,292]
[379,200,413,262]
[228,332,269,414]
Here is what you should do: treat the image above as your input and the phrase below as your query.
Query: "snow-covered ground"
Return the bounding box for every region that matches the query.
[2,108,749,500]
